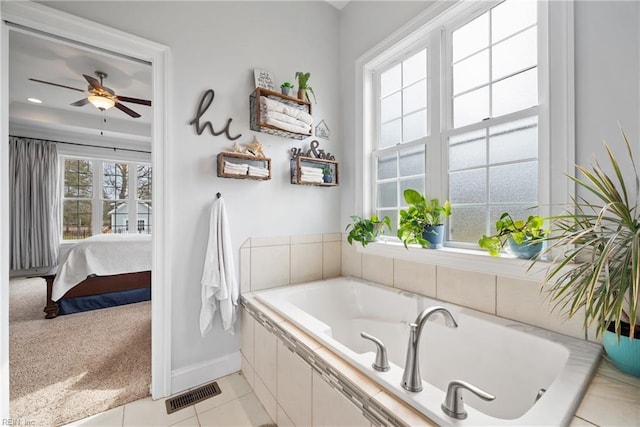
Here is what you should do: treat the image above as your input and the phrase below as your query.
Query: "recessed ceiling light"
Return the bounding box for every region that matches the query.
[27,98,42,104]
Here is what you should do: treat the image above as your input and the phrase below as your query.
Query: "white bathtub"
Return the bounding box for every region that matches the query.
[254,277,602,426]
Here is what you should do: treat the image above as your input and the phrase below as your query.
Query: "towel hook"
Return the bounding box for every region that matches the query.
[216,192,222,198]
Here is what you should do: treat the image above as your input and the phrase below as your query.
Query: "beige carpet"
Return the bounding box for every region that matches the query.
[9,277,151,427]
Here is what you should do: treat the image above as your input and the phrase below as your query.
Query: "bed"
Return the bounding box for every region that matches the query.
[42,234,152,318]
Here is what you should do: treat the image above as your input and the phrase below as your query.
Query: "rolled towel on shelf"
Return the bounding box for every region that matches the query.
[248,165,269,177]
[264,117,311,135]
[265,111,311,131]
[301,175,324,184]
[223,161,248,175]
[261,96,313,126]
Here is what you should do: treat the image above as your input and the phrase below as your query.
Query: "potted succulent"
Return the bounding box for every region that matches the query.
[321,165,332,183]
[346,215,391,247]
[397,189,451,249]
[280,81,294,97]
[531,133,640,377]
[295,71,317,103]
[478,212,548,259]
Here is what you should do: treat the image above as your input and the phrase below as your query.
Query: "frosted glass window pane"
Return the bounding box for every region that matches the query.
[381,64,401,97]
[449,206,486,243]
[492,27,537,81]
[453,12,489,62]
[377,153,397,180]
[449,131,486,171]
[403,49,427,86]
[449,169,486,204]
[377,209,398,235]
[403,110,427,143]
[381,92,401,123]
[381,119,401,148]
[490,117,538,164]
[492,68,537,117]
[454,86,489,128]
[492,0,537,43]
[403,80,427,114]
[400,178,425,202]
[377,182,397,208]
[399,146,425,177]
[453,50,489,95]
[489,161,537,203]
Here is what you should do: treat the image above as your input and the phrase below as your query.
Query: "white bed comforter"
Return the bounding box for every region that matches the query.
[52,234,152,301]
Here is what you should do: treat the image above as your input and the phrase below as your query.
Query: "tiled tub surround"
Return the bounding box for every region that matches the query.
[253,278,602,426]
[238,234,640,426]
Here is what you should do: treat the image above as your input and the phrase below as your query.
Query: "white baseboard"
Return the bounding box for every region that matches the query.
[170,351,241,395]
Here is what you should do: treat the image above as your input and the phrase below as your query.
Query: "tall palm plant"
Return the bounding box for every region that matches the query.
[532,132,639,340]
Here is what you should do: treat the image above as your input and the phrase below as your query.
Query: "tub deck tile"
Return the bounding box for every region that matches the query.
[370,390,438,427]
[314,347,382,397]
[242,295,286,324]
[279,320,323,351]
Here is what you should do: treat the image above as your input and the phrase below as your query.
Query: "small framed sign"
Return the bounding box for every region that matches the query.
[254,69,276,91]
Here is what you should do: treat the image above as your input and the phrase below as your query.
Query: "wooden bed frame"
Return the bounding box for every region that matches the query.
[42,271,151,319]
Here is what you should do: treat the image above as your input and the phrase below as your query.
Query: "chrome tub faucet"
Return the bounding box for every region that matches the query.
[401,306,458,392]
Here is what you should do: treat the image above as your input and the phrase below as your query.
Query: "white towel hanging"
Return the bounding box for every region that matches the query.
[199,196,239,336]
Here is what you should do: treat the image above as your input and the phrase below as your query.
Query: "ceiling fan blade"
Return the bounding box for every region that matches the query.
[29,78,84,92]
[70,98,90,107]
[114,102,141,118]
[116,95,152,106]
[83,74,102,90]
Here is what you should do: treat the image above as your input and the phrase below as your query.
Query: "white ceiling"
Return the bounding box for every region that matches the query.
[8,29,152,148]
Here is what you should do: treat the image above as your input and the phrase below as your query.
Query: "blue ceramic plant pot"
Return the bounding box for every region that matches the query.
[422,224,444,249]
[323,175,332,183]
[506,236,543,259]
[602,325,640,378]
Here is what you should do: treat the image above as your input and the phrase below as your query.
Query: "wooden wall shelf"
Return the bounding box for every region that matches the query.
[250,88,312,140]
[217,152,271,180]
[290,156,338,187]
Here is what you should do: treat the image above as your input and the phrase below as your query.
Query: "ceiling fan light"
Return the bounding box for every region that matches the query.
[88,95,115,110]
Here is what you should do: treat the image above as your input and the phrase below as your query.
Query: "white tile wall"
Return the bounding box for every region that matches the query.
[250,245,290,291]
[253,373,278,423]
[290,242,323,284]
[362,254,394,286]
[436,266,496,314]
[253,322,277,396]
[291,234,323,244]
[341,241,362,278]
[276,341,313,427]
[323,241,342,279]
[312,371,371,427]
[240,309,254,366]
[240,247,251,295]
[277,404,295,427]
[393,259,436,297]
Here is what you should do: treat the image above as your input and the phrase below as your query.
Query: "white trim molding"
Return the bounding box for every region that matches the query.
[170,352,241,396]
[0,1,172,411]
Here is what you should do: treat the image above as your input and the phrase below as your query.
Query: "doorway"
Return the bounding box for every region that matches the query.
[0,1,171,420]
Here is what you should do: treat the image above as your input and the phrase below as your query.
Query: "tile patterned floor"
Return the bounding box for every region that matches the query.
[65,372,273,427]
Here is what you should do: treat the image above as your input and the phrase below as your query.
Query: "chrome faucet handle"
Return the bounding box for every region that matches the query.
[360,331,390,372]
[441,380,495,420]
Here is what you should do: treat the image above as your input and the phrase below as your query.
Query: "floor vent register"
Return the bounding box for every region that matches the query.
[165,381,222,414]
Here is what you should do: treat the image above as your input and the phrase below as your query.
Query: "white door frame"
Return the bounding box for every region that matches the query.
[0,2,172,416]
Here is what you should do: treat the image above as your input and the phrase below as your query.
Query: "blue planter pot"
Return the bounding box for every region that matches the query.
[323,175,333,183]
[422,225,444,249]
[506,236,543,259]
[602,324,640,378]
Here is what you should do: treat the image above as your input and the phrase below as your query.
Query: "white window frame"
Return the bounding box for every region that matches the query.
[354,0,574,277]
[61,155,152,241]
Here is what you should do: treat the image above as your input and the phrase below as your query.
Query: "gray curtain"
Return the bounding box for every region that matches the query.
[9,136,60,270]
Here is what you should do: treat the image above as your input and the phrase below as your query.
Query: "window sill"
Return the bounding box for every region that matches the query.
[356,240,551,281]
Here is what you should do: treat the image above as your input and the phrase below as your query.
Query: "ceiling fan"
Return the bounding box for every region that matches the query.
[29,71,151,118]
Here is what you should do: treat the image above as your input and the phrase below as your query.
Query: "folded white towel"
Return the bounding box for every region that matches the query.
[300,166,324,175]
[224,162,248,175]
[261,96,313,126]
[264,111,311,132]
[301,176,324,183]
[265,117,311,135]
[248,165,269,177]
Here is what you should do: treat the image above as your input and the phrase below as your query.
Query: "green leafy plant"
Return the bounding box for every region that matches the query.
[478,212,547,257]
[295,71,317,103]
[530,132,640,339]
[346,215,391,247]
[321,165,332,176]
[281,81,294,89]
[397,189,451,248]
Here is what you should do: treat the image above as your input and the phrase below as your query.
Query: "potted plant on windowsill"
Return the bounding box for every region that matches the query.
[346,215,391,247]
[530,132,640,377]
[478,212,548,259]
[397,189,451,249]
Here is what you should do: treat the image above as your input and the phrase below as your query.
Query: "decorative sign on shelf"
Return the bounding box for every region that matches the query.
[254,69,276,91]
[189,89,242,141]
[315,120,330,140]
[290,140,335,160]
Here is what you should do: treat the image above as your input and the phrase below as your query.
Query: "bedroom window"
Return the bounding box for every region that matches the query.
[62,157,152,240]
[368,0,543,248]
